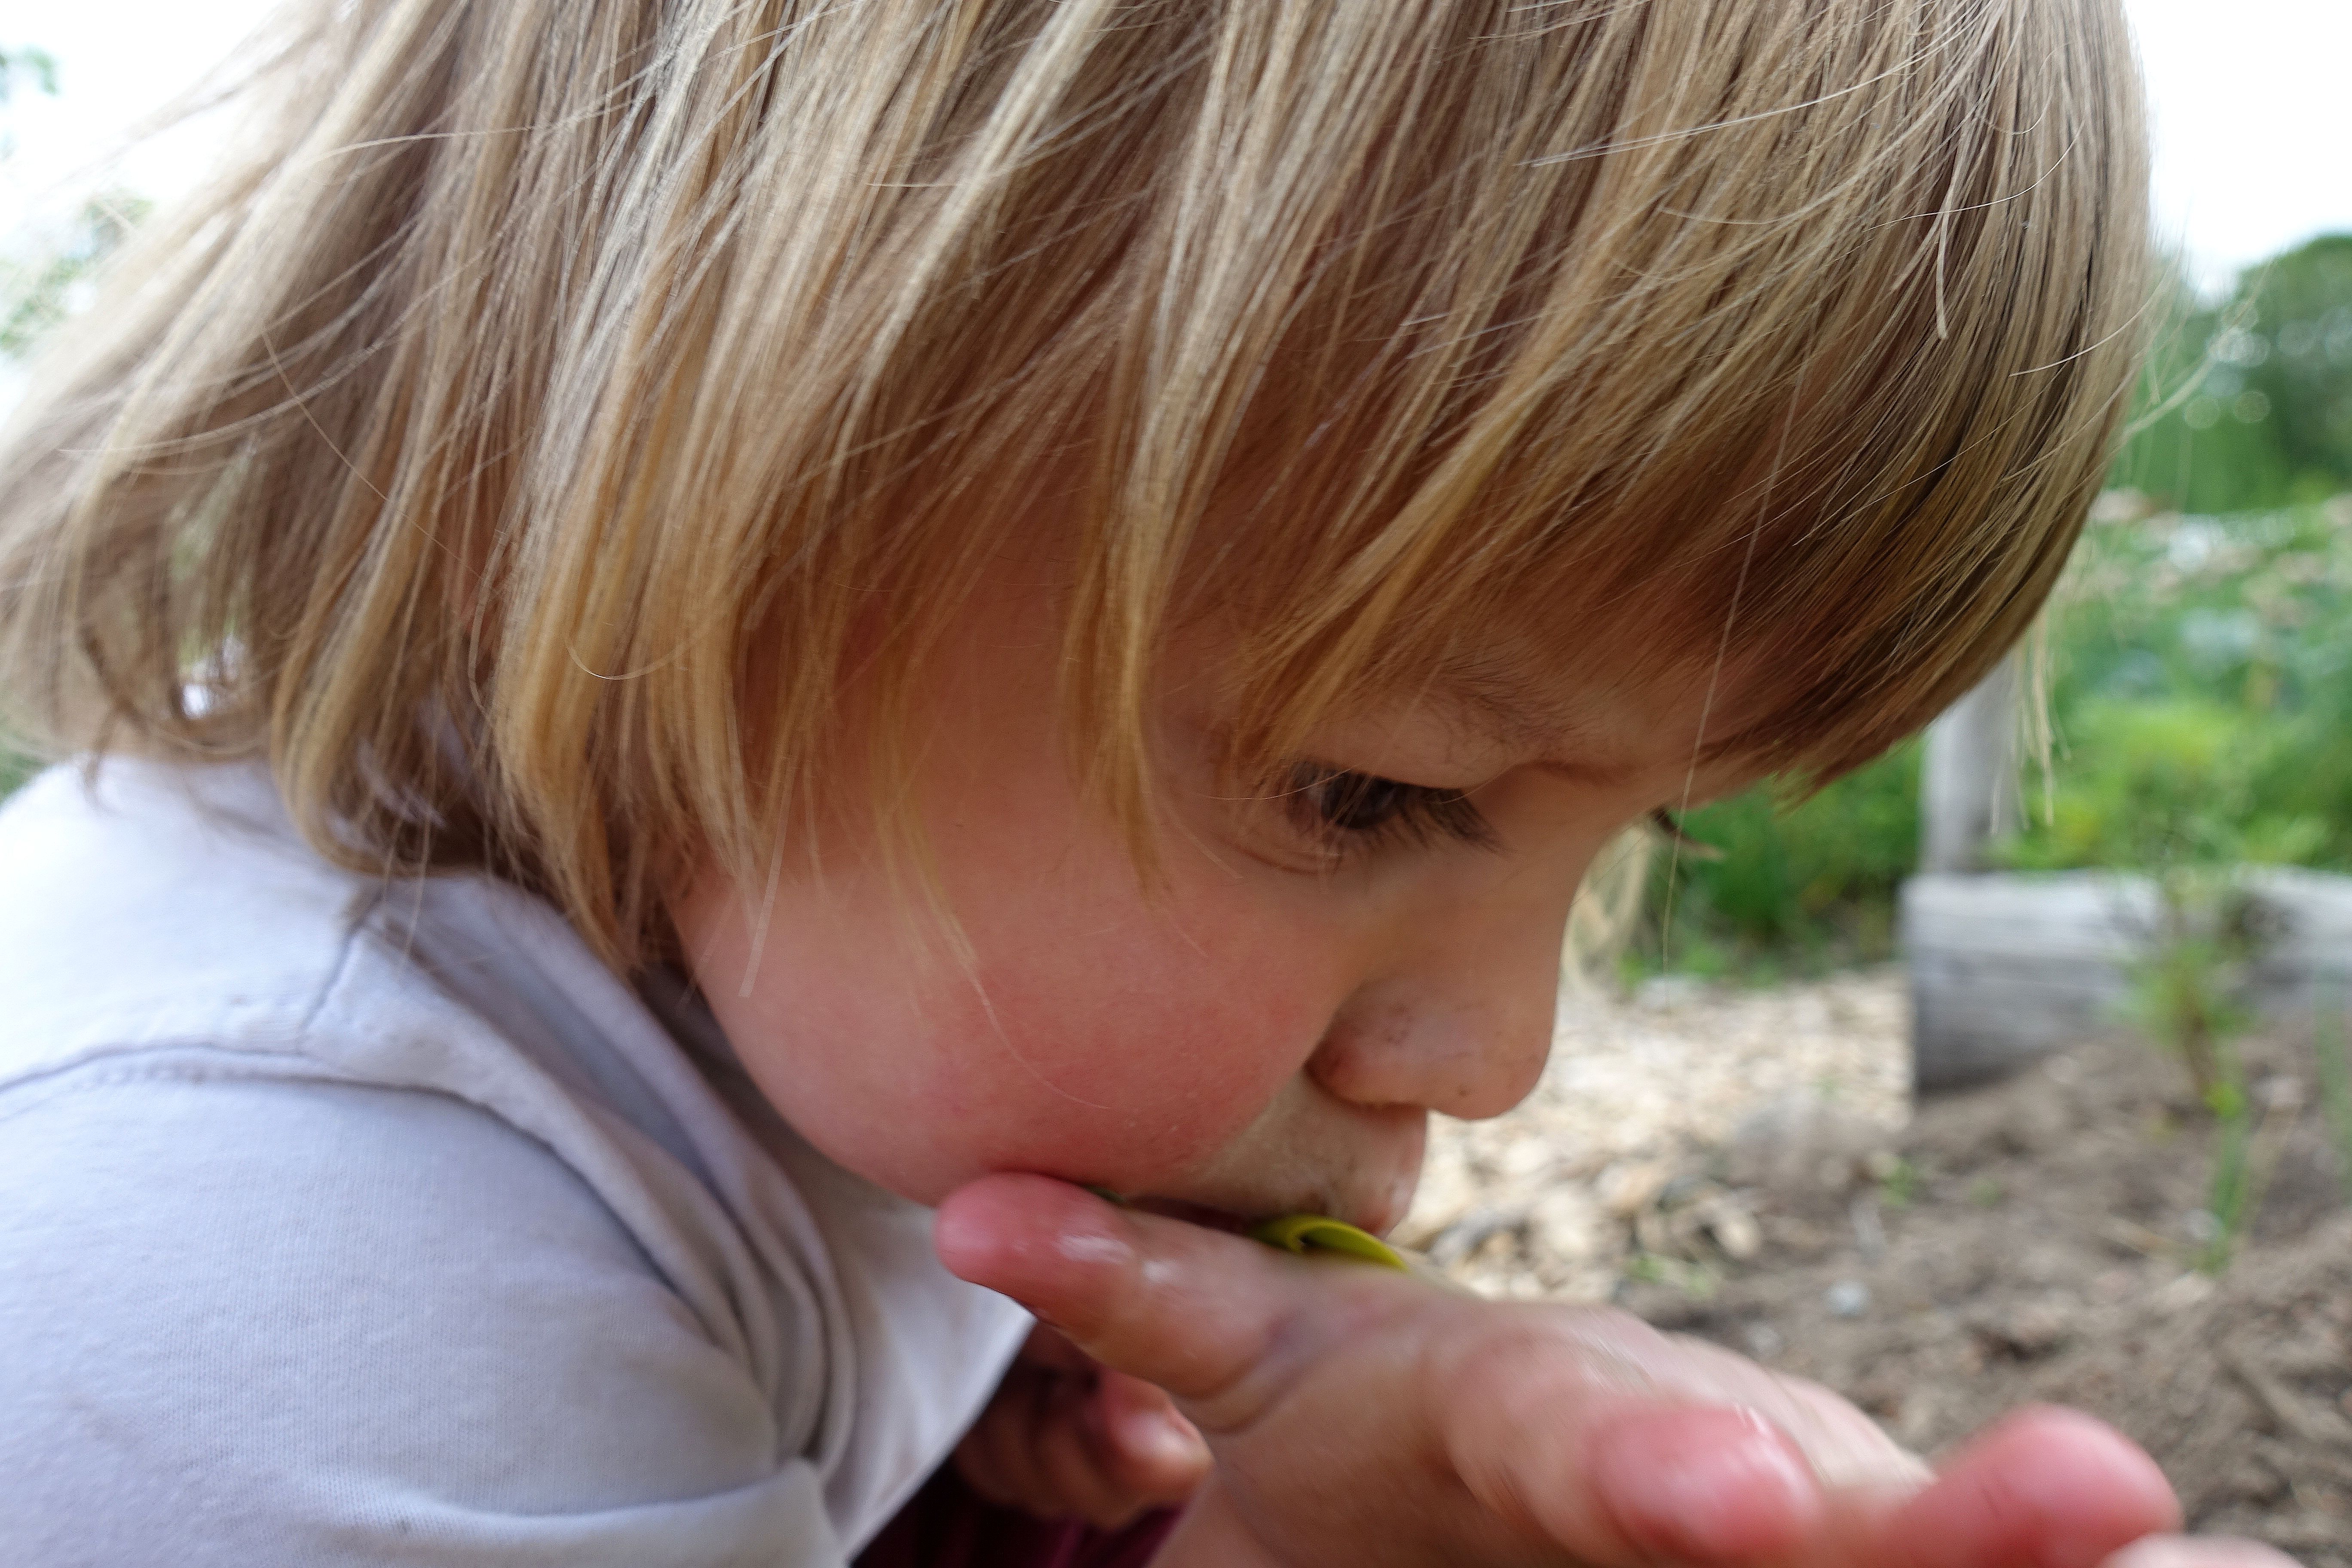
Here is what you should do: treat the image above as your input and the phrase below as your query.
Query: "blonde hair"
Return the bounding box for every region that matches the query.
[0,0,2148,967]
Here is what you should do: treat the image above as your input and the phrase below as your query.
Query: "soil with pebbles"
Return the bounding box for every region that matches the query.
[1404,971,2352,1565]
[1397,970,1912,1300]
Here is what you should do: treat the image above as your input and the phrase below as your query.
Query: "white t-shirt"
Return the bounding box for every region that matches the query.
[0,760,1032,1566]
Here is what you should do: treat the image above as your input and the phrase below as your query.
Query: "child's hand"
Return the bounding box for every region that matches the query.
[937,1175,2297,1568]
[952,1322,1209,1529]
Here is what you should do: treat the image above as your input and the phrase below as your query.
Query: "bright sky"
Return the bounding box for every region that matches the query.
[3,0,2350,296]
[2126,0,2352,292]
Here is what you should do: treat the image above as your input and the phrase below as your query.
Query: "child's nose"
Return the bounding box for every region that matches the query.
[1304,894,1566,1120]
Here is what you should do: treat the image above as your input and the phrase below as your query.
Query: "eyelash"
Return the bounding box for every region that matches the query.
[1282,763,1499,858]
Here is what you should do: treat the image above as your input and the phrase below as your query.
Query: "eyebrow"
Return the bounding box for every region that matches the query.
[1435,662,1644,784]
[1439,662,1580,748]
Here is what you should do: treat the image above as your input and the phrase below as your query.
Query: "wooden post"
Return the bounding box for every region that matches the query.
[1918,656,2021,874]
[1911,652,2026,1090]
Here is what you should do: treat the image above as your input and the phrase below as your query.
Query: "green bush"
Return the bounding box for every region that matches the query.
[2112,237,2352,514]
[1642,495,2352,983]
[2000,698,2325,875]
[2008,501,2352,873]
[1629,741,1919,981]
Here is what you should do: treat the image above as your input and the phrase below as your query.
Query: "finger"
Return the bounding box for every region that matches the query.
[965,1365,1142,1526]
[1436,1320,1829,1565]
[1036,1379,1159,1530]
[1868,1407,2182,1568]
[956,1364,1202,1528]
[935,1173,1360,1428]
[958,1357,1173,1528]
[951,1363,1056,1510]
[1428,1305,1954,1565]
[1090,1370,1211,1505]
[1015,1325,1207,1504]
[2101,1536,2304,1568]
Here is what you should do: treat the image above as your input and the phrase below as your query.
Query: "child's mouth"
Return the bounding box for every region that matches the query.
[1115,1192,1417,1274]
[1119,1194,1262,1236]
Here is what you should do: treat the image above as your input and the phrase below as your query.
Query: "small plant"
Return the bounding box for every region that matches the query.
[2196,1060,2255,1274]
[2005,689,2291,1269]
[1621,1252,1718,1300]
[2126,873,2268,1274]
[1877,1158,1920,1210]
[2120,866,2277,1122]
[2126,885,2249,1105]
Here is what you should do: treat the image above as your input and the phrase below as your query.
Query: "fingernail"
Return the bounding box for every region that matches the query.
[1601,1406,1821,1561]
[1115,1406,1200,1465]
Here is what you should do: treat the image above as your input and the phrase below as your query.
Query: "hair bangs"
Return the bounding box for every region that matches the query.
[0,0,2148,963]
[1139,0,2147,806]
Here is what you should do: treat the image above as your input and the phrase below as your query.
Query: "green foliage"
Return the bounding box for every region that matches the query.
[1621,1251,1718,1300]
[1,192,150,361]
[2126,921,2248,1092]
[2113,238,2352,513]
[1630,743,1919,981]
[0,38,150,361]
[1647,497,2352,984]
[2006,503,2352,873]
[2238,239,2352,493]
[0,43,57,165]
[0,45,56,98]
[2001,700,2325,876]
[1639,236,2352,981]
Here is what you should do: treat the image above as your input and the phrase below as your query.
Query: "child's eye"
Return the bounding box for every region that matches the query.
[1283,763,1498,858]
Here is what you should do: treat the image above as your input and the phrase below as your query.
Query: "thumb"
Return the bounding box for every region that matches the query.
[1866,1407,2181,1568]
[934,1173,1345,1431]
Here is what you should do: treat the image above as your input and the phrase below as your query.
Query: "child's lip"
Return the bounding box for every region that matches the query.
[1121,1192,1408,1238]
[1121,1195,1261,1236]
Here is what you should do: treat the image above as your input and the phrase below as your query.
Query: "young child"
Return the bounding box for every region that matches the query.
[0,1,2297,1564]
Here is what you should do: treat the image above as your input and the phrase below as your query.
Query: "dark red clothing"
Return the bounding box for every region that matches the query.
[857,1461,1182,1568]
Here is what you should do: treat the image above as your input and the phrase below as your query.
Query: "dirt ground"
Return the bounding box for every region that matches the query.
[1409,978,2352,1565]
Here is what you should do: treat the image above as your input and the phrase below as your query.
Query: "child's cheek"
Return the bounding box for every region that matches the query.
[928,904,1344,1190]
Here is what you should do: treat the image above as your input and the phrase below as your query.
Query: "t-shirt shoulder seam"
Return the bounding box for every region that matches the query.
[1,881,386,1106]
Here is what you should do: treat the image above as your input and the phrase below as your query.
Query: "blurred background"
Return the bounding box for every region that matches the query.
[1628,0,2352,987]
